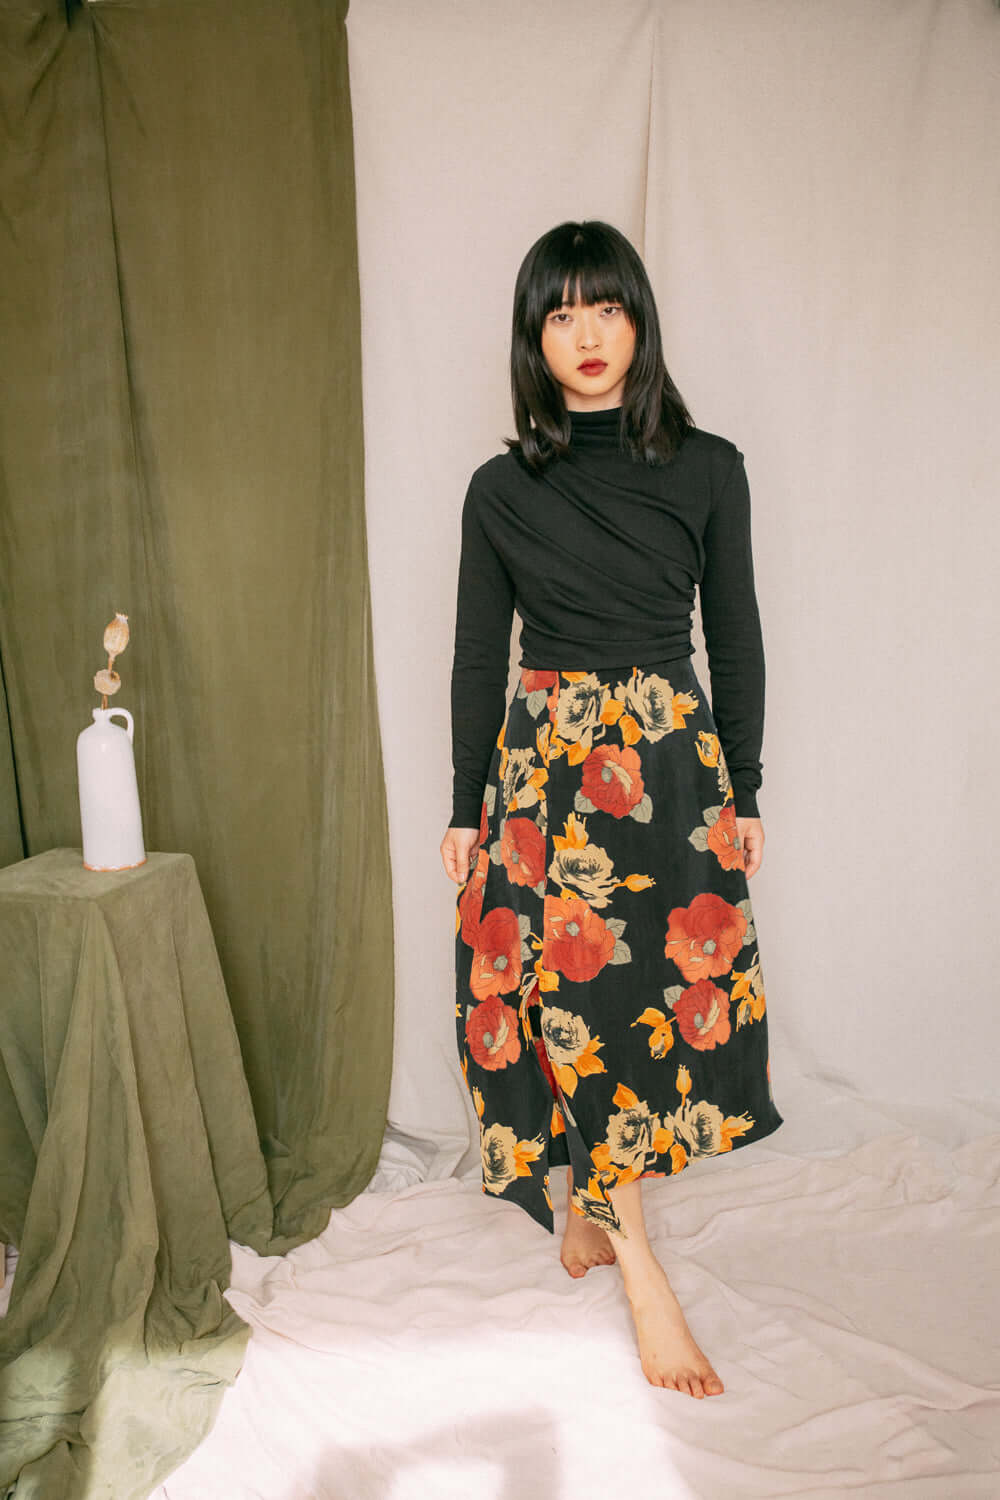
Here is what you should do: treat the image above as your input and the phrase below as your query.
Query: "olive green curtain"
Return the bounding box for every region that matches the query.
[0,0,393,1489]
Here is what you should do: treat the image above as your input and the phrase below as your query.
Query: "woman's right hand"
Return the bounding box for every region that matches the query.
[441,826,480,885]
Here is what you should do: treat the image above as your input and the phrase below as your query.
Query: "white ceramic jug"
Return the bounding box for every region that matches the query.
[76,708,147,871]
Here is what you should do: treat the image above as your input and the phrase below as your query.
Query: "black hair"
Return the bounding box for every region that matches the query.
[503,220,694,472]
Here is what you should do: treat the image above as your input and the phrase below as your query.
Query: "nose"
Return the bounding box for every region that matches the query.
[577,307,601,350]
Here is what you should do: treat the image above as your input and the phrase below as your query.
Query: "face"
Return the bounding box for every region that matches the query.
[540,279,637,410]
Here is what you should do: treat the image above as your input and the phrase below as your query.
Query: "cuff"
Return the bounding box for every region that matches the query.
[732,785,760,819]
[450,800,483,830]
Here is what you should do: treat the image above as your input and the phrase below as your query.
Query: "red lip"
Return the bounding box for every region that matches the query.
[578,360,607,374]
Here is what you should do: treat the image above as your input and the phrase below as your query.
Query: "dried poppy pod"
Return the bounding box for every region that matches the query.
[94,668,122,696]
[103,612,130,663]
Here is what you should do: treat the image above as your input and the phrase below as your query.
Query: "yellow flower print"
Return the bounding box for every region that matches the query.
[533,958,560,992]
[631,1006,677,1058]
[696,730,722,768]
[696,730,734,799]
[731,954,767,1026]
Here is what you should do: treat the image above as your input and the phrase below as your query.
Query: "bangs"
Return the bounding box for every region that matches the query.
[530,226,637,321]
[543,264,627,314]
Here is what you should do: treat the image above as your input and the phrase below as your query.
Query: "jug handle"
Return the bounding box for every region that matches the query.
[108,709,134,743]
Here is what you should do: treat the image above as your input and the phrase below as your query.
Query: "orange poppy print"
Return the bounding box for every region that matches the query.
[458,847,489,946]
[521,668,558,693]
[500,816,546,887]
[580,744,645,818]
[673,978,732,1050]
[543,893,616,983]
[706,802,746,872]
[663,891,747,983]
[470,906,522,999]
[466,995,522,1070]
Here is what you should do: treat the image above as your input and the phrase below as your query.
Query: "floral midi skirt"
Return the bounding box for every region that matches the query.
[455,656,784,1237]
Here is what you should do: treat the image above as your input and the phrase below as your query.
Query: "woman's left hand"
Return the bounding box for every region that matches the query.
[736,816,764,879]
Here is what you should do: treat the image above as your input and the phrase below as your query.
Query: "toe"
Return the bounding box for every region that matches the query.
[688,1375,705,1399]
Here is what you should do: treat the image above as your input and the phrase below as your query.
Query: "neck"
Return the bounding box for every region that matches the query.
[566,404,626,452]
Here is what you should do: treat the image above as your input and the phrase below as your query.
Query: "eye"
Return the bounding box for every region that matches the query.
[548,311,571,324]
[602,303,622,316]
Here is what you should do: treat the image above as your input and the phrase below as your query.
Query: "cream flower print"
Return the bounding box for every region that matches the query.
[501,746,545,812]
[554,673,610,743]
[605,1095,663,1170]
[538,1005,592,1067]
[548,838,617,908]
[616,668,677,741]
[538,1002,606,1096]
[663,1063,754,1159]
[669,1098,728,1157]
[570,1178,624,1233]
[479,1120,545,1195]
[480,1122,519,1193]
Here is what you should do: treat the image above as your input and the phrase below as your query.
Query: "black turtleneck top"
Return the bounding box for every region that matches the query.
[450,407,766,826]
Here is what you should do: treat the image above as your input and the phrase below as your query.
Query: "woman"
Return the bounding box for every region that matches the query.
[440,220,783,1398]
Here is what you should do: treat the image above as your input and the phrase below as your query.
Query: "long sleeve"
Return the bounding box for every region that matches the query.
[699,450,765,818]
[450,479,516,827]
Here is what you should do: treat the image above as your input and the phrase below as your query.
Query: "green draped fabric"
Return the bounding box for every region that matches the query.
[0,1,394,1493]
[0,851,276,1497]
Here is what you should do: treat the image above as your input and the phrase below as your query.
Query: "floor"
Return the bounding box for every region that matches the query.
[144,1072,999,1500]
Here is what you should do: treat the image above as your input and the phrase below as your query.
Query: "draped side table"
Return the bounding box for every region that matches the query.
[0,848,273,1496]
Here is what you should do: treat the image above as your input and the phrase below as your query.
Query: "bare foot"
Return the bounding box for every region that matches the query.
[623,1254,725,1397]
[560,1190,618,1278]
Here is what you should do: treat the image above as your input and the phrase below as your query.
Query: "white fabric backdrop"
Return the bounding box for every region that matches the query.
[346,0,1000,1186]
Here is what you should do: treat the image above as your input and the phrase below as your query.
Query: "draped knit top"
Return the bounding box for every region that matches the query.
[449,405,766,827]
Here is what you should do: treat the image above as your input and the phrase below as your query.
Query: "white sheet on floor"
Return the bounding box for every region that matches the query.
[150,1075,1000,1500]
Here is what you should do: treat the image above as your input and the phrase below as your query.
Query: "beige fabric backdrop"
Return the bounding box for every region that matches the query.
[346,0,1000,1186]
